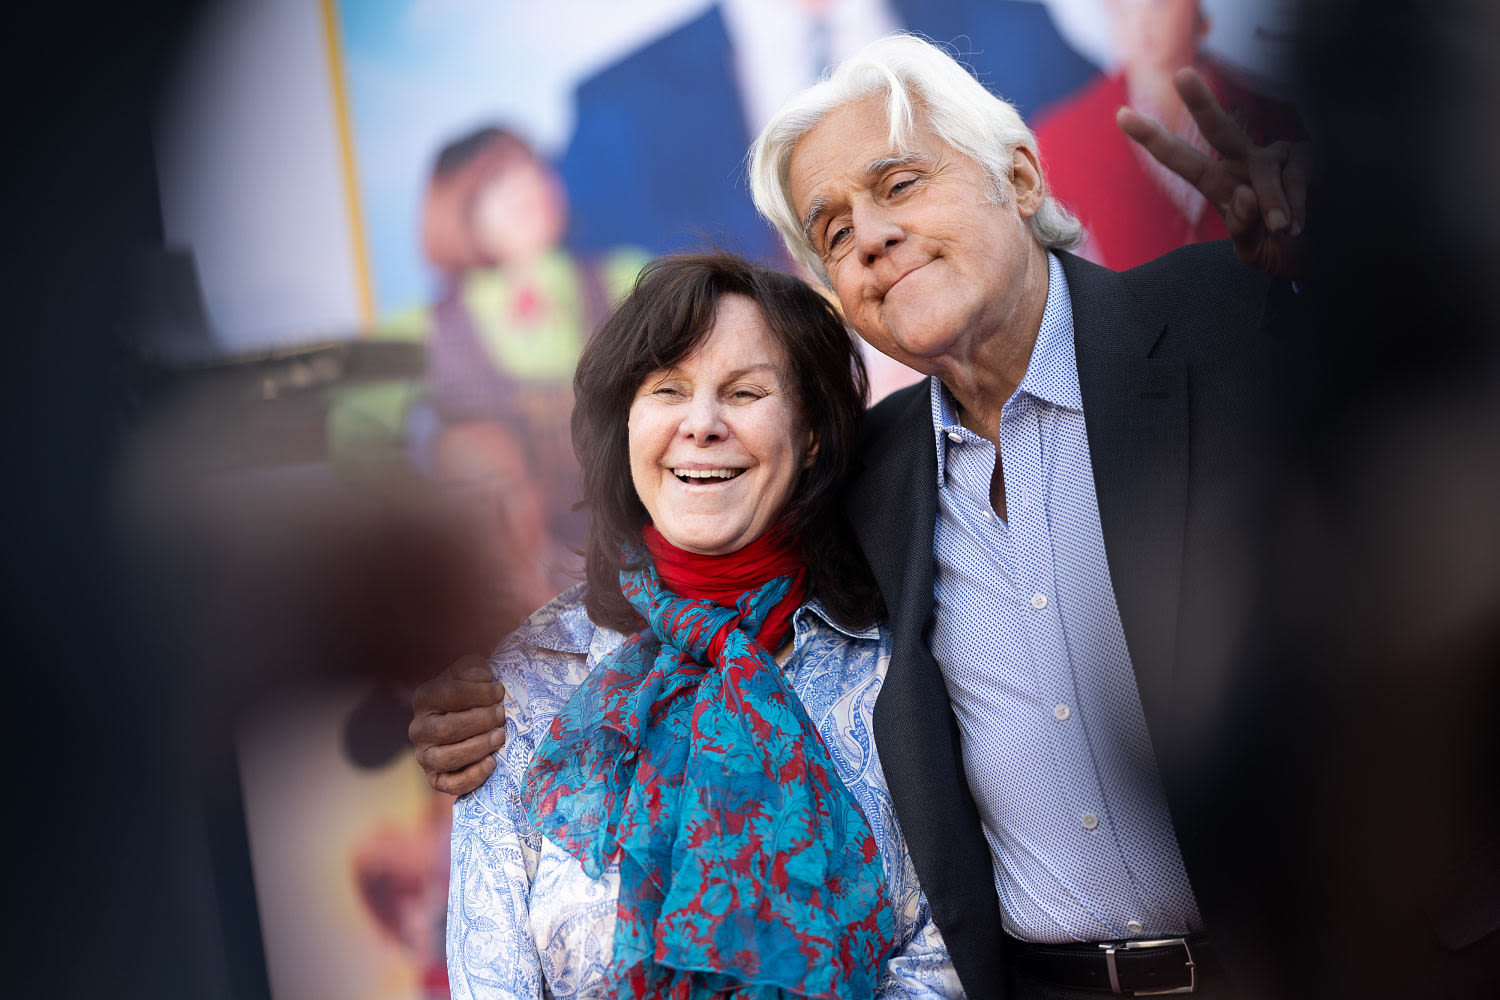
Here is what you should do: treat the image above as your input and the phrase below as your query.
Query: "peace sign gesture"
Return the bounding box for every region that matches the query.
[1117,67,1313,279]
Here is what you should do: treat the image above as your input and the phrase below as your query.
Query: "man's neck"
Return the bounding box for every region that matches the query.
[935,246,1052,447]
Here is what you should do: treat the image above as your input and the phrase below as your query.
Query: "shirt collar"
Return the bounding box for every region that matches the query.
[929,252,1082,483]
[1017,252,1083,413]
[794,594,880,641]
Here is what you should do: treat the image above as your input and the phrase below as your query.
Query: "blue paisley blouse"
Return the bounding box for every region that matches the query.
[446,584,963,999]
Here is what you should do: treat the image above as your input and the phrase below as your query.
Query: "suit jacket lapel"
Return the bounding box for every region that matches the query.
[1060,252,1190,743]
[847,385,935,649]
[849,383,1009,995]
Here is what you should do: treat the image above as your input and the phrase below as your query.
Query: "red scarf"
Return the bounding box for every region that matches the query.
[641,521,805,661]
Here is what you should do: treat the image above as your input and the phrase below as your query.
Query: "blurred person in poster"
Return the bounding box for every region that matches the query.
[1033,0,1305,270]
[415,126,646,601]
[352,791,458,999]
[341,491,530,1000]
[560,0,1098,264]
[338,130,643,995]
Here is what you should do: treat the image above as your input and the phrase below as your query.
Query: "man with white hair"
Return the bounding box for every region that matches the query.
[745,33,1305,997]
[413,33,1309,998]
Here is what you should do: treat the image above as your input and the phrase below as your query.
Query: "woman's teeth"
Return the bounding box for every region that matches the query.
[673,468,743,483]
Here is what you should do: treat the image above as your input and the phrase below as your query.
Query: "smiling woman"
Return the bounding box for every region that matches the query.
[445,252,962,999]
[571,251,880,635]
[627,293,813,558]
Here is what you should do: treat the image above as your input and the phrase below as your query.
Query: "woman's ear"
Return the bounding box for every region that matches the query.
[803,430,819,470]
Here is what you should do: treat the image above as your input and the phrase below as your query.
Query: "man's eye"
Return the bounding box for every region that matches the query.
[891,178,914,195]
[827,225,851,251]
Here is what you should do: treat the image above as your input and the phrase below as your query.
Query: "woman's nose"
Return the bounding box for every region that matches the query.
[679,393,728,443]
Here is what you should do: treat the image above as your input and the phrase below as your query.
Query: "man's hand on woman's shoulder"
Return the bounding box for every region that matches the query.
[408,653,508,795]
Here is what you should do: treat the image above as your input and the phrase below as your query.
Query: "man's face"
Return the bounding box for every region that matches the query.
[787,96,1045,376]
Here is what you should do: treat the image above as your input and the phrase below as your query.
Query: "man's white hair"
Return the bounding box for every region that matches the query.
[749,32,1082,284]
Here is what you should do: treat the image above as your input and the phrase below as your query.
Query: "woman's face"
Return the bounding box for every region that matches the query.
[628,294,814,555]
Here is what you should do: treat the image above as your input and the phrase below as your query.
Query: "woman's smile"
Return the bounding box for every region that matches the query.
[670,466,746,483]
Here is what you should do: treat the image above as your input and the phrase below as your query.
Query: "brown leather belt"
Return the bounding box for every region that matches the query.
[1010,935,1218,995]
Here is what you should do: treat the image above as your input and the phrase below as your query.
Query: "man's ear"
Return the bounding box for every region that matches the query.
[1011,146,1045,219]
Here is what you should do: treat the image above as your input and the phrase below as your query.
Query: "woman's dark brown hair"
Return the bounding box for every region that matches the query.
[572,251,884,632]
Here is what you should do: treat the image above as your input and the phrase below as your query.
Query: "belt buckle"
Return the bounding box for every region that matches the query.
[1098,937,1196,995]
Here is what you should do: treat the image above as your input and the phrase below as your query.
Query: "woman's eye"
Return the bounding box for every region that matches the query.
[730,388,763,401]
[652,385,683,398]
[827,226,851,252]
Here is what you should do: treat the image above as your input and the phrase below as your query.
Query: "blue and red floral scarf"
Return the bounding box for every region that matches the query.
[523,524,894,999]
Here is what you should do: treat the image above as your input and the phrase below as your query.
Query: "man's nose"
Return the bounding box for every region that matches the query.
[855,204,904,264]
[679,393,728,443]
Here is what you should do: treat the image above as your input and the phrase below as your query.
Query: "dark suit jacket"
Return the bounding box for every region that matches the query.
[847,242,1281,996]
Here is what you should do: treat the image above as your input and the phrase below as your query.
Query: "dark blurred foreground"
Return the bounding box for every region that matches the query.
[4,1,1497,997]
[1192,2,1500,996]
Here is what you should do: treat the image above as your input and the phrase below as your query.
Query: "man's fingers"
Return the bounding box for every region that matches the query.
[451,653,491,682]
[410,654,496,714]
[1282,143,1312,236]
[1116,106,1236,207]
[1174,67,1252,160]
[1115,106,1203,180]
[417,723,506,774]
[1224,184,1261,240]
[1246,141,1292,233]
[425,753,496,797]
[409,701,505,748]
[1126,71,1307,243]
[412,673,505,715]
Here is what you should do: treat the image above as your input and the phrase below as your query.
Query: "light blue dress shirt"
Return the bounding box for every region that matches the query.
[927,252,1204,944]
[448,585,963,999]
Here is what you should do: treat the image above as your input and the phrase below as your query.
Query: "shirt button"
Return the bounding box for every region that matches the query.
[946,430,963,443]
[1081,813,1099,830]
[1127,920,1144,933]
[1053,704,1071,721]
[1031,593,1048,610]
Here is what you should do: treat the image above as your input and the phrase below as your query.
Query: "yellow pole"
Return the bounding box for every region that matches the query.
[319,0,377,328]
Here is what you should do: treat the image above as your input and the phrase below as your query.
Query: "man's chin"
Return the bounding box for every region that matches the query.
[881,324,955,371]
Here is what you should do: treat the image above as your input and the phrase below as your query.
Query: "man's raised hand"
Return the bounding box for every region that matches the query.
[1117,67,1312,279]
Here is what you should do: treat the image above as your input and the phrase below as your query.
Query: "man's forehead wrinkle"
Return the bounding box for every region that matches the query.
[865,151,927,175]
